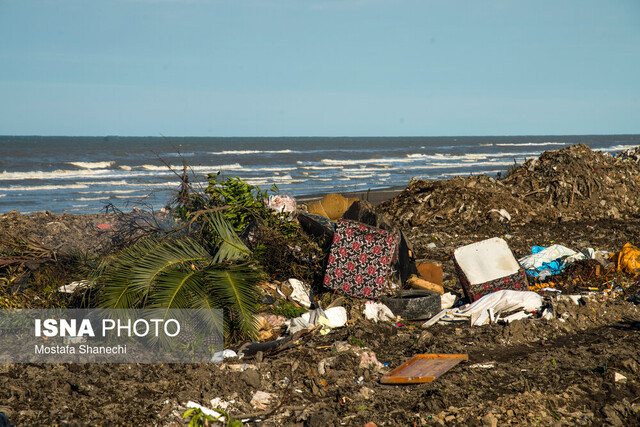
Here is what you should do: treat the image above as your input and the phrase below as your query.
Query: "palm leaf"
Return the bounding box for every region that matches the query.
[205,264,261,339]
[129,238,211,301]
[206,212,251,263]
[98,238,162,308]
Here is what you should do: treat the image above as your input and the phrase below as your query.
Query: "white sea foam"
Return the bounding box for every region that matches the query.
[75,180,129,186]
[607,144,640,151]
[298,164,343,170]
[140,163,243,172]
[77,189,140,194]
[321,157,418,165]
[119,165,133,171]
[210,149,296,155]
[0,183,90,191]
[67,161,115,169]
[74,196,110,201]
[494,142,566,147]
[246,166,297,172]
[0,194,5,198]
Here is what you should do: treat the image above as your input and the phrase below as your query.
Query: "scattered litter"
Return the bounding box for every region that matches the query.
[323,219,400,299]
[422,290,543,327]
[380,354,468,384]
[453,237,528,301]
[209,397,233,411]
[359,350,384,371]
[250,391,276,411]
[363,301,395,323]
[225,364,257,372]
[406,274,444,294]
[519,244,585,277]
[614,372,627,383]
[416,260,443,286]
[210,349,238,364]
[281,278,313,309]
[186,401,225,421]
[611,243,640,274]
[469,363,495,369]
[265,194,297,218]
[96,223,112,230]
[440,292,456,310]
[57,280,90,294]
[287,306,348,334]
[488,208,511,222]
[381,290,441,321]
[307,193,358,221]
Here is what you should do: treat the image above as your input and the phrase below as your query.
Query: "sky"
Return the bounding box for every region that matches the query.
[0,0,638,137]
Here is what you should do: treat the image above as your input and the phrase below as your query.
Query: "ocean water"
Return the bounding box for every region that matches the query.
[0,135,638,214]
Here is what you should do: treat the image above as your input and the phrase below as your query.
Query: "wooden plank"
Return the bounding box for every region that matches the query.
[380,354,468,384]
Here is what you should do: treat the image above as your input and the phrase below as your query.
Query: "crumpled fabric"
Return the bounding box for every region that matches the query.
[518,244,585,277]
[611,243,640,274]
[459,290,543,316]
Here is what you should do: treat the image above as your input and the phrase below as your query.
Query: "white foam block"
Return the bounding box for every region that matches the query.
[454,237,521,285]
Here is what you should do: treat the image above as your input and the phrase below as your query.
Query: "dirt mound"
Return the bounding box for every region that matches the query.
[380,144,640,228]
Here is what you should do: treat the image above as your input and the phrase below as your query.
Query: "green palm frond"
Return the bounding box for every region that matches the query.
[130,238,211,298]
[99,238,163,308]
[206,264,261,339]
[206,212,251,263]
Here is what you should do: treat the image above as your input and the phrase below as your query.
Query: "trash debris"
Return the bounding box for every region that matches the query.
[0,412,15,427]
[265,194,297,218]
[363,301,395,322]
[186,401,225,421]
[381,290,441,321]
[614,372,627,383]
[287,306,347,334]
[280,278,313,309]
[406,274,444,294]
[342,200,417,284]
[453,237,528,301]
[611,242,640,274]
[323,219,400,299]
[487,208,511,222]
[210,349,238,364]
[422,290,543,327]
[307,193,358,221]
[440,292,457,310]
[96,223,112,230]
[519,244,585,277]
[57,280,90,294]
[250,391,276,411]
[380,354,468,384]
[297,211,336,246]
[359,350,384,371]
[416,260,443,286]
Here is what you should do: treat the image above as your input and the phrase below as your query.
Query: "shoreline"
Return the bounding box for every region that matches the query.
[295,184,407,206]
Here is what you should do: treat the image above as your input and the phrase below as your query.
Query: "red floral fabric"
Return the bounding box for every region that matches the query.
[323,219,399,298]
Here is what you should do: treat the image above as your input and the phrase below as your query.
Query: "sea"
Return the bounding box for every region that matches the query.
[0,135,638,215]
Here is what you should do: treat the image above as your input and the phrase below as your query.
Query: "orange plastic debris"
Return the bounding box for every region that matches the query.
[380,354,468,384]
[611,243,640,275]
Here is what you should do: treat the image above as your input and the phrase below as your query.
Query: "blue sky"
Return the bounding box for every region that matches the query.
[0,0,638,137]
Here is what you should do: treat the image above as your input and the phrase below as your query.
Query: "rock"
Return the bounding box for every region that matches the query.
[240,370,262,388]
[482,413,498,427]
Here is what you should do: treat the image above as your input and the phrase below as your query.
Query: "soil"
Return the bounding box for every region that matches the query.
[2,144,640,426]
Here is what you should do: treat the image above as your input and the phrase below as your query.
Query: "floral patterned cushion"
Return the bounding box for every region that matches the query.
[323,219,399,299]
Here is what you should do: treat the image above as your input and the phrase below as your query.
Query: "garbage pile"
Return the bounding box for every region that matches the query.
[380,144,640,227]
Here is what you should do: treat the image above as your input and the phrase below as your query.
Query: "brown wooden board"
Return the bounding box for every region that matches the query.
[380,354,468,384]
